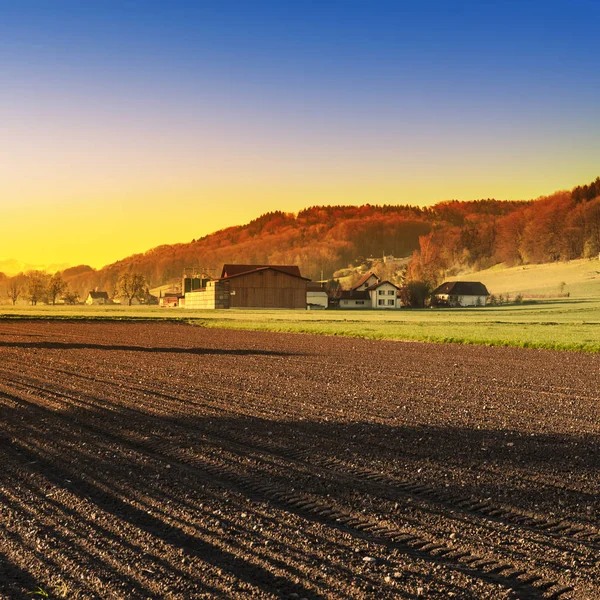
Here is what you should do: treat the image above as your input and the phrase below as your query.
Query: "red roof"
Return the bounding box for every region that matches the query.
[220,264,308,280]
[365,280,400,291]
[352,272,379,290]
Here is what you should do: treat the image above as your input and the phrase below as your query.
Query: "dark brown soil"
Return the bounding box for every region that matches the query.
[1,320,599,599]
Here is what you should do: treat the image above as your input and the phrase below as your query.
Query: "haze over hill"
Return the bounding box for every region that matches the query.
[5,176,584,300]
[0,259,71,277]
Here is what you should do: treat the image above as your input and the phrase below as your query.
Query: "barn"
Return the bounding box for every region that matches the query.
[220,264,309,309]
[431,281,489,307]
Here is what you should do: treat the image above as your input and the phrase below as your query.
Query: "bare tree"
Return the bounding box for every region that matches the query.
[24,270,49,306]
[7,278,21,305]
[47,273,67,305]
[116,272,147,306]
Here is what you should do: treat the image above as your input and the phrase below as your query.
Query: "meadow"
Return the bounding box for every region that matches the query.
[1,298,598,353]
[448,257,600,299]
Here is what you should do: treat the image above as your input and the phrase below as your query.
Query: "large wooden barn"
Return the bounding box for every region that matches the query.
[220,264,309,309]
[184,264,310,309]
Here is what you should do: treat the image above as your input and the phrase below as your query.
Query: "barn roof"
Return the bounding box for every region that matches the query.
[220,264,309,280]
[432,281,490,296]
[88,291,109,299]
[352,272,379,290]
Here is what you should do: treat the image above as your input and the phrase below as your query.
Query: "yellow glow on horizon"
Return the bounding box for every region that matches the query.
[2,164,596,271]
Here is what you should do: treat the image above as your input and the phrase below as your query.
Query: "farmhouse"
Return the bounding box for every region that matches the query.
[85,291,110,305]
[339,272,402,309]
[185,264,309,309]
[431,281,489,307]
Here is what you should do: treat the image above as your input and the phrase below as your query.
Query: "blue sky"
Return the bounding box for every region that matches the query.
[1,0,599,267]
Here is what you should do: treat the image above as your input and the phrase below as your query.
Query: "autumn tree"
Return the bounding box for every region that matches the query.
[494,210,526,265]
[62,290,80,305]
[24,270,49,305]
[398,281,431,308]
[405,232,445,289]
[116,272,147,306]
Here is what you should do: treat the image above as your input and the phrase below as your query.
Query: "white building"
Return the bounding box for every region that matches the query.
[85,291,110,305]
[306,282,328,309]
[339,272,402,309]
[431,281,489,307]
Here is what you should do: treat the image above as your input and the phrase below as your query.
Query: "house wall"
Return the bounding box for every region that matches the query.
[435,293,487,307]
[159,297,180,308]
[370,282,400,309]
[307,291,328,308]
[228,270,306,309]
[85,296,107,305]
[339,298,369,309]
[457,295,487,307]
[185,281,230,309]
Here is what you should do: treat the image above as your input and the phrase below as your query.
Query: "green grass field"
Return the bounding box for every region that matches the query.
[1,299,598,353]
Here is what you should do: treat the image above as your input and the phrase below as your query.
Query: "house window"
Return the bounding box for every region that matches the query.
[378,299,385,306]
[387,299,394,306]
[378,290,385,295]
[388,290,395,295]
[342,300,348,305]
[356,300,364,305]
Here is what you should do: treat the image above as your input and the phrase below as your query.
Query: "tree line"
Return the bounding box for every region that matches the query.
[1,270,150,306]
[407,179,600,294]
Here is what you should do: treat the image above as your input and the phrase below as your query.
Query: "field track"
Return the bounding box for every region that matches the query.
[1,320,599,599]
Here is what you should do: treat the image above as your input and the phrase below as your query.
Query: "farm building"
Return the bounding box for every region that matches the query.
[221,264,309,309]
[306,282,328,309]
[184,264,309,309]
[339,272,402,309]
[431,281,489,307]
[159,292,182,308]
[85,291,110,305]
[184,279,230,309]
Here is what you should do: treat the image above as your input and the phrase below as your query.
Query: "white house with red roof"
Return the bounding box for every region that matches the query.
[339,272,402,309]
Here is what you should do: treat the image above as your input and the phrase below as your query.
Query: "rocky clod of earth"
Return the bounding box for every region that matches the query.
[0,320,599,599]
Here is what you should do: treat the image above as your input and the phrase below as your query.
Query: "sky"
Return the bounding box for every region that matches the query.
[1,0,599,270]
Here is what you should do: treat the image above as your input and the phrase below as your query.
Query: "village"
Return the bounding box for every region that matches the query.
[84,263,490,310]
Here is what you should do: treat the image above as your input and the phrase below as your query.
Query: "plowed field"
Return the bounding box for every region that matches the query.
[1,321,599,599]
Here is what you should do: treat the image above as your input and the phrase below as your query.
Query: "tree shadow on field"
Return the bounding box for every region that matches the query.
[164,413,600,516]
[0,548,46,598]
[4,393,600,599]
[0,340,302,357]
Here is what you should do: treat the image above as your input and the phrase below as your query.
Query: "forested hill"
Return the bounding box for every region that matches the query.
[407,177,600,285]
[62,204,436,295]
[59,176,599,297]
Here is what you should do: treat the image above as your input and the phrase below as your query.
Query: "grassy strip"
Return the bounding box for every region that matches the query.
[1,303,598,353]
[186,318,600,353]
